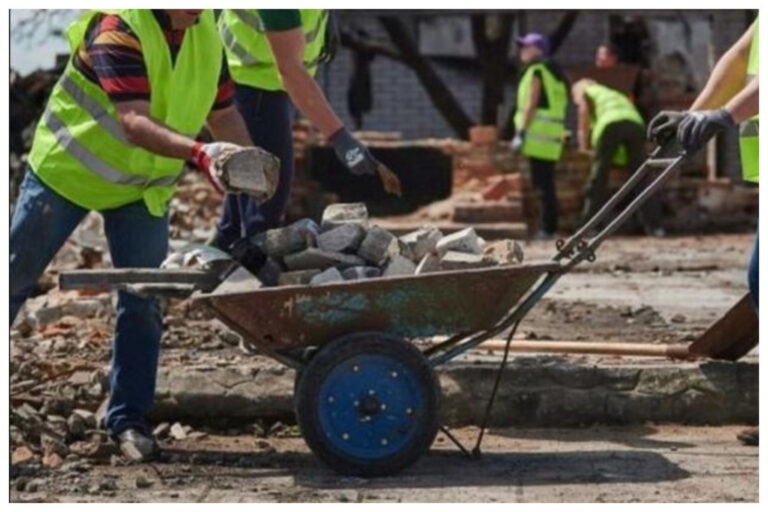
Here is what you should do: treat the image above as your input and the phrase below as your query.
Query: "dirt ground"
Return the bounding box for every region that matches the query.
[10,425,757,503]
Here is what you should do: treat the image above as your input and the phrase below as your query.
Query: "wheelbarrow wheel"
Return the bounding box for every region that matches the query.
[295,332,440,477]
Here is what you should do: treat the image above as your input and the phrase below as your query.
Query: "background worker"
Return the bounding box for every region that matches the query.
[571,77,663,235]
[215,9,398,251]
[10,9,256,462]
[511,33,569,239]
[648,17,758,446]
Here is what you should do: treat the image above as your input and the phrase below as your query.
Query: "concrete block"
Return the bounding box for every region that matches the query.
[277,269,321,287]
[439,251,496,271]
[415,253,441,275]
[263,219,319,258]
[321,203,369,231]
[483,240,525,265]
[358,226,400,266]
[398,225,443,262]
[316,223,366,253]
[383,254,417,277]
[216,146,280,202]
[435,227,483,256]
[256,257,283,286]
[341,266,382,280]
[213,266,263,294]
[283,248,366,271]
[309,267,345,286]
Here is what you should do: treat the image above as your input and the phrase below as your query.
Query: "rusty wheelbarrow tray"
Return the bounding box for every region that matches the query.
[193,261,561,367]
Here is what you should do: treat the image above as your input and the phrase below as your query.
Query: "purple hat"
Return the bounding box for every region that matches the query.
[516,33,550,55]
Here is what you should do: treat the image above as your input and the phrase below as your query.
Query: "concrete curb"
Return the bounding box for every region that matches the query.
[151,357,758,427]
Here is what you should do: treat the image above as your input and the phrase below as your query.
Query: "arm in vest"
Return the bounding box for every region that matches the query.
[514,74,543,150]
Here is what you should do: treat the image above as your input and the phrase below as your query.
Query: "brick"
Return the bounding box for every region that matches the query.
[398,225,443,262]
[452,200,524,223]
[277,269,321,286]
[341,266,382,280]
[283,248,366,271]
[483,240,525,265]
[469,125,499,146]
[358,226,400,266]
[481,174,523,200]
[321,203,369,231]
[309,267,345,286]
[439,251,496,271]
[435,227,483,256]
[383,255,416,277]
[262,218,319,258]
[316,223,366,253]
[415,253,441,275]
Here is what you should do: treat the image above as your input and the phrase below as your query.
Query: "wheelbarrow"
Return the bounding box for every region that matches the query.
[60,146,688,477]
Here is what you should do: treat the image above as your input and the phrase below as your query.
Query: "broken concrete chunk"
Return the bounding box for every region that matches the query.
[277,269,322,286]
[399,225,443,262]
[321,203,369,231]
[358,226,400,266]
[215,146,281,201]
[263,218,319,258]
[415,253,441,275]
[309,267,345,286]
[383,254,417,277]
[341,266,382,280]
[439,251,496,271]
[283,248,366,271]
[212,266,263,294]
[436,227,483,256]
[483,240,525,265]
[316,223,366,253]
[256,257,283,286]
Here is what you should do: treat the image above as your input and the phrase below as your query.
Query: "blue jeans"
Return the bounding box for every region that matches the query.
[749,224,758,310]
[215,84,295,248]
[10,170,169,436]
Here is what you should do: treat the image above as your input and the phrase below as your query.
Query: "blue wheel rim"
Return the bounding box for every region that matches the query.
[316,353,425,460]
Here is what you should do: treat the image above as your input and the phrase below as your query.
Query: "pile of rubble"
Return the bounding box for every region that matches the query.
[230,202,525,288]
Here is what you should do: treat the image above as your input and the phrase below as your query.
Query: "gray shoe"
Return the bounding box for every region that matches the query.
[117,428,158,463]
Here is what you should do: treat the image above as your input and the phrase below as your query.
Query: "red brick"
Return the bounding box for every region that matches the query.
[481,174,523,200]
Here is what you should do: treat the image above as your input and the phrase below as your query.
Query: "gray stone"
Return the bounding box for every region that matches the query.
[341,266,382,280]
[309,267,345,286]
[277,269,322,286]
[383,254,417,277]
[435,227,483,256]
[262,219,319,258]
[316,223,366,253]
[358,226,400,266]
[214,266,263,294]
[399,225,443,262]
[283,248,365,271]
[216,146,280,201]
[483,239,525,265]
[439,251,496,271]
[256,257,282,286]
[415,253,441,274]
[321,203,369,231]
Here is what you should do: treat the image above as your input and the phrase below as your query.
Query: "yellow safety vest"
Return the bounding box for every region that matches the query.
[219,9,328,91]
[28,9,222,217]
[583,81,645,166]
[514,62,568,161]
[740,17,759,183]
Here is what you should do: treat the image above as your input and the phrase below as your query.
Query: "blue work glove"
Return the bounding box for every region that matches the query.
[647,110,686,145]
[677,109,735,154]
[330,128,378,176]
[511,131,525,152]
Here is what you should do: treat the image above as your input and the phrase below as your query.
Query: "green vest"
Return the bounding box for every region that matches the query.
[28,9,222,217]
[219,9,328,91]
[514,62,568,161]
[583,81,645,166]
[740,17,759,183]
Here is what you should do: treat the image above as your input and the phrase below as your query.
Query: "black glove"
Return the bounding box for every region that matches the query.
[330,128,378,176]
[647,110,686,145]
[677,109,735,154]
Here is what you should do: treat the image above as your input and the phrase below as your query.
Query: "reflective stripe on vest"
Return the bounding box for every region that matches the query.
[58,74,128,144]
[220,22,325,70]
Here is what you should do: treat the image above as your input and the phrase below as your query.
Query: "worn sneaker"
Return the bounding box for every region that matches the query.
[117,428,158,463]
[737,427,759,446]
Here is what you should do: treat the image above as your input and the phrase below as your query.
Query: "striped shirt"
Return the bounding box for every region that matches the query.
[73,10,234,109]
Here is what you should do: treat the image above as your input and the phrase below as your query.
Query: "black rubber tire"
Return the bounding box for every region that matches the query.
[295,332,440,477]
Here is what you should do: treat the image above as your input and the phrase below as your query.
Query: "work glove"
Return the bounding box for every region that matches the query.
[511,131,525,152]
[676,109,735,154]
[647,110,686,145]
[329,128,402,196]
[191,141,242,194]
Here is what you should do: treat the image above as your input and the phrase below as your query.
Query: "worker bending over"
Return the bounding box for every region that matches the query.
[512,33,569,239]
[648,16,759,445]
[10,9,256,462]
[214,9,397,250]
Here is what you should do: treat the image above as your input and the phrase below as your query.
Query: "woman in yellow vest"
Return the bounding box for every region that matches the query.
[214,10,399,250]
[572,77,663,235]
[648,16,758,446]
[512,33,569,239]
[10,9,258,462]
